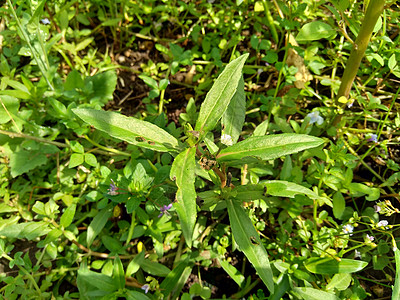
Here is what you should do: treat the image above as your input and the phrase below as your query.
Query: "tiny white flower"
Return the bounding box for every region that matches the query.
[306,111,324,125]
[354,250,361,259]
[374,204,381,213]
[221,134,233,146]
[342,224,354,236]
[141,284,150,294]
[366,234,374,241]
[41,18,50,25]
[377,220,389,229]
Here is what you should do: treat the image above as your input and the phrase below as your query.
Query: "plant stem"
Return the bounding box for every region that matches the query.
[336,0,385,101]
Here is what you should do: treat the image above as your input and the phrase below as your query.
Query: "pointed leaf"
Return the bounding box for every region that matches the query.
[264,180,321,200]
[221,76,245,144]
[140,259,171,277]
[217,133,323,162]
[195,53,249,138]
[87,206,113,247]
[293,287,340,300]
[160,257,191,296]
[217,257,245,286]
[60,203,76,228]
[226,198,274,293]
[393,247,400,300]
[326,273,352,291]
[113,256,125,290]
[170,147,196,246]
[296,21,336,42]
[304,257,368,274]
[73,108,179,153]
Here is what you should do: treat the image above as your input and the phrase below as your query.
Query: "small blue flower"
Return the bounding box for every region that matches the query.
[354,250,361,259]
[366,234,375,241]
[306,111,324,125]
[347,99,354,108]
[141,284,150,294]
[367,134,378,143]
[107,179,118,195]
[41,18,51,25]
[158,203,173,218]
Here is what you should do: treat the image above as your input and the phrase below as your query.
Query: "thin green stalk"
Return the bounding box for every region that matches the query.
[125,211,136,247]
[158,68,171,115]
[0,129,130,156]
[6,0,54,91]
[1,253,42,297]
[336,0,385,101]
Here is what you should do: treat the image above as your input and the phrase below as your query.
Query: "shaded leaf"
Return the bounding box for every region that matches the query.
[226,198,274,293]
[87,206,113,247]
[296,21,336,42]
[293,287,339,300]
[195,53,249,139]
[60,203,76,228]
[73,108,180,153]
[326,273,352,291]
[217,134,323,163]
[304,257,368,274]
[221,76,245,144]
[170,147,197,246]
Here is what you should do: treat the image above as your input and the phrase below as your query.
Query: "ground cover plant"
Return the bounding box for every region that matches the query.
[0,0,400,299]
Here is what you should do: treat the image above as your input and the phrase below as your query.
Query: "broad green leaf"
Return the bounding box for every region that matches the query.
[101,18,122,27]
[64,69,84,90]
[37,228,63,248]
[326,273,351,291]
[388,54,398,71]
[170,147,197,246]
[113,256,125,290]
[141,259,171,277]
[87,206,113,247]
[293,287,339,300]
[217,257,245,286]
[171,265,193,299]
[332,191,345,219]
[348,182,380,200]
[0,89,31,99]
[304,257,368,274]
[0,95,19,124]
[126,251,145,277]
[226,198,274,293]
[160,257,191,296]
[20,221,51,240]
[296,21,336,42]
[102,235,123,253]
[217,134,323,163]
[221,76,245,144]
[73,108,180,153]
[264,180,321,200]
[139,74,159,89]
[195,53,249,138]
[85,153,97,167]
[126,290,151,300]
[69,153,84,168]
[9,144,58,177]
[60,203,76,228]
[77,264,116,296]
[253,119,269,136]
[393,247,400,300]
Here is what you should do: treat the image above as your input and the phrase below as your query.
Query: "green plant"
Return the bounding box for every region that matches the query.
[73,53,325,295]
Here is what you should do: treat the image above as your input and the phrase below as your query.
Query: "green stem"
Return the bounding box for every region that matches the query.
[6,0,54,91]
[336,0,385,101]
